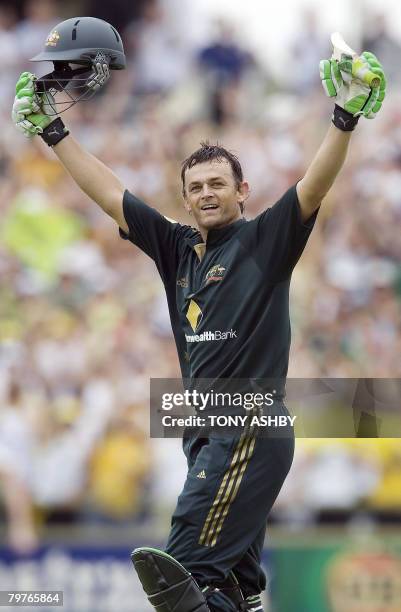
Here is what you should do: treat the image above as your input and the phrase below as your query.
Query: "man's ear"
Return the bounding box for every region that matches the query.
[238,181,250,204]
[183,193,192,214]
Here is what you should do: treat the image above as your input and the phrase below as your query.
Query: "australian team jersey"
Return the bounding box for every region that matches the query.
[119,185,318,387]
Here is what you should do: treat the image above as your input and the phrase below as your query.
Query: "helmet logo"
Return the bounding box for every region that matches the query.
[45,30,60,47]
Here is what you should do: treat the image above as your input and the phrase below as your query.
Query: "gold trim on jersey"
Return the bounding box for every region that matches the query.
[194,243,206,261]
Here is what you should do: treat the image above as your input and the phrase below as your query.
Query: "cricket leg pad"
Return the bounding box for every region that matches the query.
[131,547,210,612]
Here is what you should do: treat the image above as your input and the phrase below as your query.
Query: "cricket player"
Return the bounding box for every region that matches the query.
[12,17,386,612]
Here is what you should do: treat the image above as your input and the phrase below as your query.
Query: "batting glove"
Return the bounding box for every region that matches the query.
[320,52,386,119]
[12,72,55,137]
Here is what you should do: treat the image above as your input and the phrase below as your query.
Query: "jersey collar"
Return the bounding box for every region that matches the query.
[184,218,247,260]
[205,217,247,247]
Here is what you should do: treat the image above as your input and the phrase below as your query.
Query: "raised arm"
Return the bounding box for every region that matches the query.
[12,72,128,232]
[296,125,351,222]
[52,135,128,232]
[297,45,386,222]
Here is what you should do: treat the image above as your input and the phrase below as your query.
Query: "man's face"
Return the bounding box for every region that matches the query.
[183,159,249,237]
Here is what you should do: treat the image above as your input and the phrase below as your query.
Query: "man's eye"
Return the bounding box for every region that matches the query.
[190,186,201,192]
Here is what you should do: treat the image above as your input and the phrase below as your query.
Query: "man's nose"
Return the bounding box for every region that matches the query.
[201,184,213,198]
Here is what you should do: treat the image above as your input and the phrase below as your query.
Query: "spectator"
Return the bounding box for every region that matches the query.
[289,8,328,94]
[197,19,254,124]
[125,0,189,95]
[0,381,38,553]
[362,12,401,85]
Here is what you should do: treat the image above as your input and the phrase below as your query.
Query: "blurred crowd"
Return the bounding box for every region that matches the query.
[0,0,401,554]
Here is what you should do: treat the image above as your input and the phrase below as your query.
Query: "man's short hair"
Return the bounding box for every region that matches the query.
[181,141,244,213]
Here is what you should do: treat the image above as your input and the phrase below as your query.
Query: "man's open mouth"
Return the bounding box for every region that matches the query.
[201,204,219,210]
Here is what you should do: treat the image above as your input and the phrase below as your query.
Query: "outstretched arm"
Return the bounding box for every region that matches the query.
[52,135,128,232]
[296,124,351,222]
[297,45,386,222]
[12,72,128,232]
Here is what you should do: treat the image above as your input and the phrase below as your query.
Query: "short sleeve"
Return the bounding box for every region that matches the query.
[253,184,318,281]
[119,190,194,282]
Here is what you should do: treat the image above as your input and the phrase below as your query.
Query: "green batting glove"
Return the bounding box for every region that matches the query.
[320,59,371,116]
[357,52,386,118]
[12,72,55,137]
[320,53,386,119]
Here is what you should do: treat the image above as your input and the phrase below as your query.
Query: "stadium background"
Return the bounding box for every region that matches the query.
[0,0,401,610]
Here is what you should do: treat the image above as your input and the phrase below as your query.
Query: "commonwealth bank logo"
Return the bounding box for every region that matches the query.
[186,299,202,332]
[185,299,237,343]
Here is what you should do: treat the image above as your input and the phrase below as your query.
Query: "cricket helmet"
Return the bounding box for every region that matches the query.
[30,17,126,113]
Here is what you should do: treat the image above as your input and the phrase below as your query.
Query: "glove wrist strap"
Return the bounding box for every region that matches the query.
[332,104,359,132]
[40,117,70,147]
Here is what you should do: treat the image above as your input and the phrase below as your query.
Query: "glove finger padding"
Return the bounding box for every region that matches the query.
[362,86,380,119]
[362,51,385,77]
[320,59,342,97]
[15,119,43,137]
[12,72,42,136]
[15,72,35,95]
[14,77,41,117]
[344,80,371,116]
[350,55,377,87]
[360,52,386,118]
[12,71,56,137]
[12,97,37,120]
